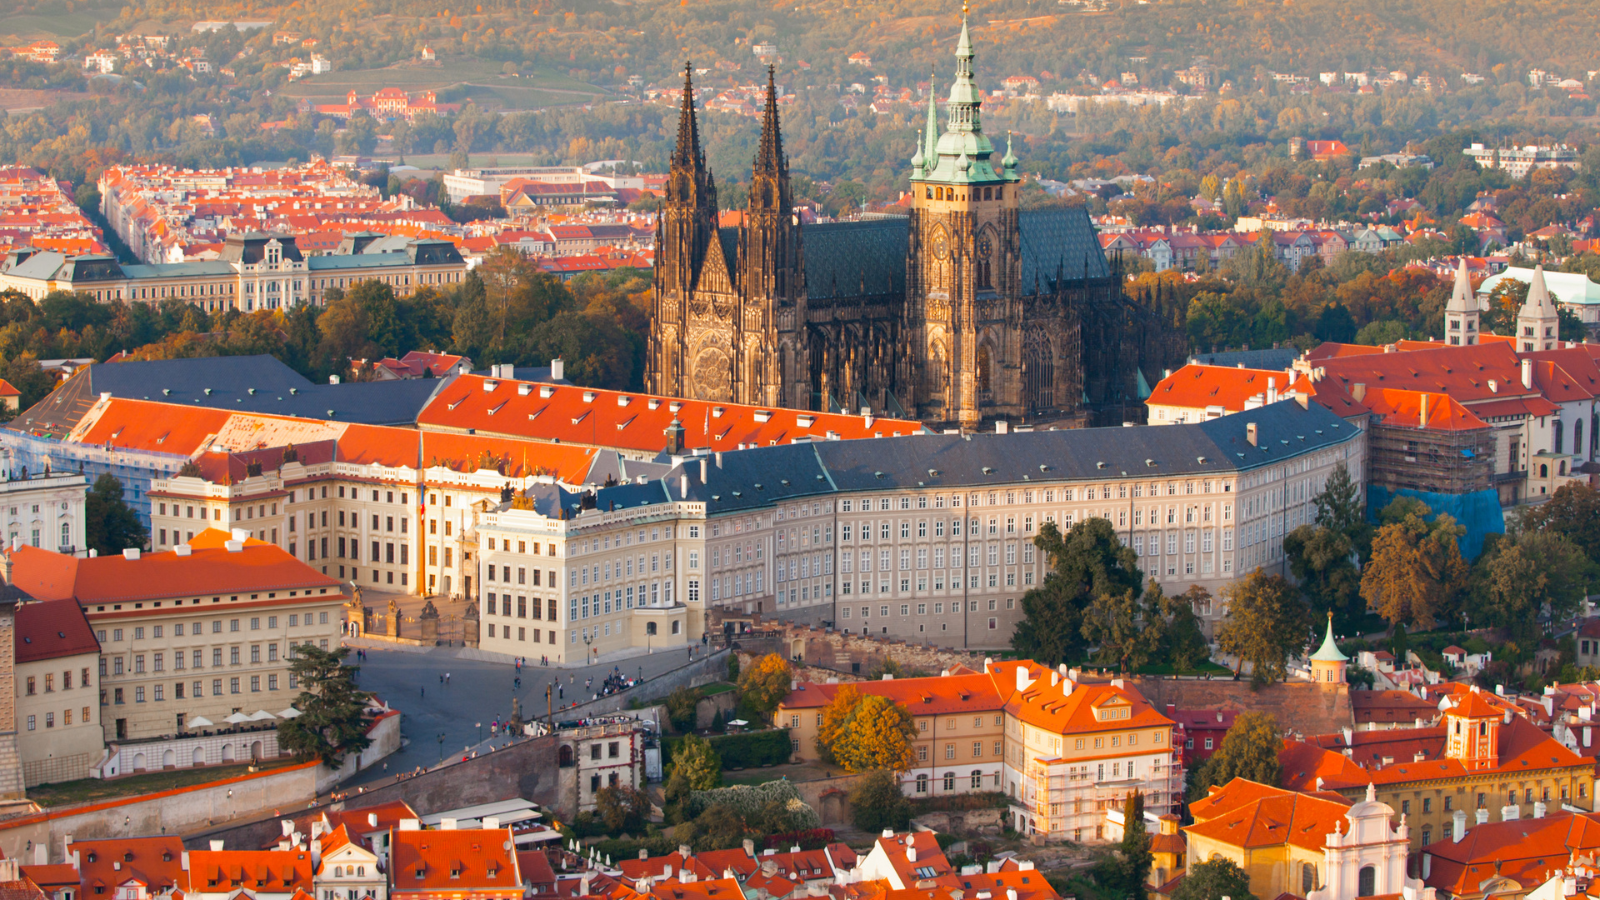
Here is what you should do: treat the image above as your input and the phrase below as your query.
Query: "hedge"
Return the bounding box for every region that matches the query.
[686,778,820,828]
[664,728,791,770]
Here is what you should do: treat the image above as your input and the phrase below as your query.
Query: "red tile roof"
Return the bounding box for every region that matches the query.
[14,597,99,662]
[70,837,186,894]
[778,672,1004,714]
[1423,811,1600,896]
[1361,388,1490,431]
[417,375,923,454]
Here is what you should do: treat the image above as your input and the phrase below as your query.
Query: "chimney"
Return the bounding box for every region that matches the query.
[1267,377,1278,404]
[699,458,708,483]
[1583,725,1590,748]
[995,420,1008,435]
[368,813,378,828]
[441,818,457,830]
[1419,393,1429,426]
[1453,810,1467,841]
[1522,358,1534,390]
[1535,801,1548,818]
[1353,382,1367,402]
[209,840,225,852]
[1476,808,1489,825]
[1342,726,1353,746]
[1015,666,1033,692]
[1502,804,1519,821]
[483,816,499,830]
[743,839,755,857]
[122,548,140,561]
[680,474,689,498]
[907,847,917,863]
[1246,422,1258,447]
[551,358,565,381]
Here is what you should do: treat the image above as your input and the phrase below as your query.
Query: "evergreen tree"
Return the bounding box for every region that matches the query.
[277,645,372,766]
[1189,712,1282,800]
[85,474,148,555]
[1014,519,1143,664]
[1117,790,1153,898]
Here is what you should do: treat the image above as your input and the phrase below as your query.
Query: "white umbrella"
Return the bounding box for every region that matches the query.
[188,716,214,727]
[224,711,252,724]
[277,707,302,719]
[250,710,277,721]
[727,719,748,727]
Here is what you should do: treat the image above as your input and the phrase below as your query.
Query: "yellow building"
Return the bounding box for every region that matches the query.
[1281,686,1595,851]
[1184,779,1426,900]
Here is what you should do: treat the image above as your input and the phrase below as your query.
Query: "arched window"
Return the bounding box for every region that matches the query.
[926,187,933,199]
[943,771,956,792]
[1541,463,1550,478]
[916,773,929,793]
[357,868,364,877]
[1578,418,1587,458]
[977,345,993,401]
[971,770,983,789]
[1302,863,1316,895]
[1556,420,1565,454]
[334,868,343,878]
[1358,865,1376,897]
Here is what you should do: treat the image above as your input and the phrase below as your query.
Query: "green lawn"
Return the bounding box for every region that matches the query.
[277,61,608,110]
[0,12,103,37]
[28,759,302,808]
[1136,659,1233,676]
[699,682,737,696]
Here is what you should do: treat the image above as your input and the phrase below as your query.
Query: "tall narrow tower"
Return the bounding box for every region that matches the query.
[904,10,1021,428]
[739,67,807,409]
[1443,258,1480,346]
[1516,264,1560,352]
[647,64,720,398]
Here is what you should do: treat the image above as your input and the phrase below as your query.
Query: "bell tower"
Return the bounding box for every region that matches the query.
[1516,264,1560,352]
[739,67,807,409]
[904,8,1021,429]
[647,63,720,398]
[1444,687,1502,771]
[1444,259,1480,346]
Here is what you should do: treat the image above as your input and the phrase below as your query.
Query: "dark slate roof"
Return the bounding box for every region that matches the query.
[584,450,673,487]
[469,366,569,385]
[1018,207,1110,290]
[9,355,312,437]
[222,233,305,264]
[805,219,908,300]
[1190,348,1302,371]
[194,378,449,426]
[664,399,1355,515]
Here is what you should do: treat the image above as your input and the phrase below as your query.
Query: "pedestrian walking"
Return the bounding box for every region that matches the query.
[421,685,425,698]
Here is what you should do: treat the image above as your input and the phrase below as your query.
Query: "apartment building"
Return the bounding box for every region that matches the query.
[6,529,346,769]
[14,597,102,786]
[389,825,520,900]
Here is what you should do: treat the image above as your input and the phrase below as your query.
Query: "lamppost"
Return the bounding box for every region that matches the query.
[476,722,483,744]
[583,633,593,668]
[437,732,446,762]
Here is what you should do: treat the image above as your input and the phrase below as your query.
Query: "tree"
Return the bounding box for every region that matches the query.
[1188,712,1282,800]
[85,474,148,555]
[1116,790,1153,897]
[277,644,372,766]
[1216,571,1312,685]
[1471,531,1596,642]
[665,686,698,733]
[848,768,911,833]
[1360,500,1469,631]
[664,733,722,820]
[1170,858,1257,900]
[1314,462,1368,553]
[1082,586,1165,674]
[832,694,917,773]
[1521,483,1600,564]
[1161,587,1213,672]
[815,683,862,764]
[1284,524,1362,632]
[594,784,650,833]
[1015,519,1143,664]
[737,653,793,720]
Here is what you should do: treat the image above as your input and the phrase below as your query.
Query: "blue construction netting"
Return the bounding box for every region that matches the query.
[1365,485,1506,561]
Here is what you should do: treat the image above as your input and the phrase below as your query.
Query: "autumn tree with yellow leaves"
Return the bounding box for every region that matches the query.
[829,694,917,773]
[1360,498,1469,632]
[738,653,794,721]
[815,683,861,765]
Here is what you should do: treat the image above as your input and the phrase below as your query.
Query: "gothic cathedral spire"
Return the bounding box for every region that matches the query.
[672,61,706,172]
[741,65,805,409]
[753,66,786,179]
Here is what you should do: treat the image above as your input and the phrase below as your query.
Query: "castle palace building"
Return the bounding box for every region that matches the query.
[647,25,1184,430]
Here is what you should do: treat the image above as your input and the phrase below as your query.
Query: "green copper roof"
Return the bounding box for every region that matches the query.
[1310,615,1348,663]
[912,14,1015,187]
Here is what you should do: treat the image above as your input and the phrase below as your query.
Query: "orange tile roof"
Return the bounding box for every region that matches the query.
[1423,811,1600,896]
[391,828,519,897]
[17,866,78,890]
[778,673,1004,714]
[1361,388,1490,431]
[1148,364,1295,413]
[184,849,314,893]
[1280,714,1585,791]
[646,877,746,900]
[7,529,344,606]
[71,837,186,893]
[990,660,1174,736]
[870,832,950,888]
[14,596,99,662]
[1185,778,1351,851]
[417,375,923,454]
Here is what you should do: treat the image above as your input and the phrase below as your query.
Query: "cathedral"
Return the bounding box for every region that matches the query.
[646,19,1184,428]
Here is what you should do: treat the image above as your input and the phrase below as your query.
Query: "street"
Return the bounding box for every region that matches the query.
[340,642,701,787]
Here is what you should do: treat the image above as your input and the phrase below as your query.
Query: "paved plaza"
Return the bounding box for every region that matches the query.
[339,638,700,787]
